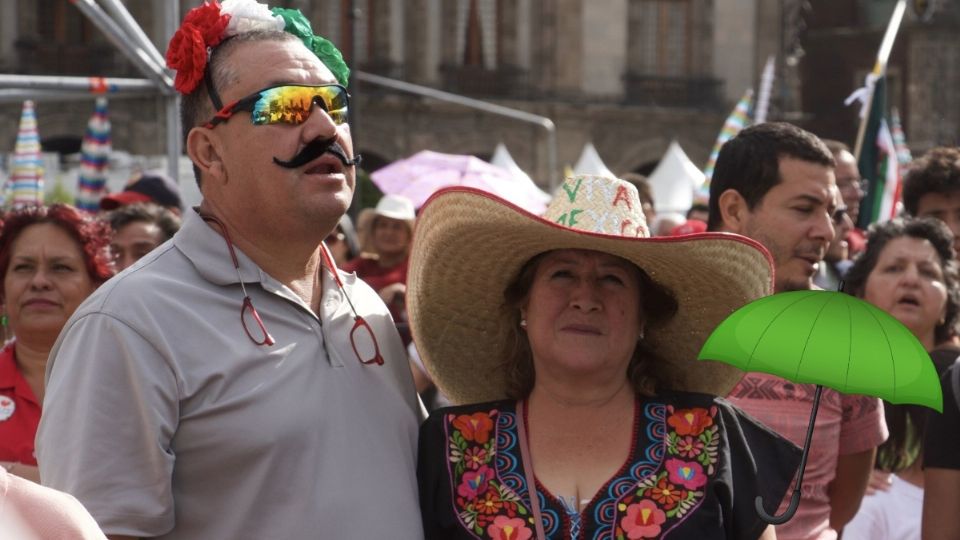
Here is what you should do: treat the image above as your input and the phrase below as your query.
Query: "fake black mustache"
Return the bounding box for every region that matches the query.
[273,138,362,169]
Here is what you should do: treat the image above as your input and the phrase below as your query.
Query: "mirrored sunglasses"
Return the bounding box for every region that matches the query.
[204,84,349,128]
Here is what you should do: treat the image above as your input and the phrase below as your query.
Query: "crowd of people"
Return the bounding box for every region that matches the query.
[1,1,959,539]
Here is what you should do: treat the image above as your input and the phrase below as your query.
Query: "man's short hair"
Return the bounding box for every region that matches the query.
[820,139,852,157]
[181,31,301,187]
[901,147,960,216]
[707,122,835,230]
[106,202,182,241]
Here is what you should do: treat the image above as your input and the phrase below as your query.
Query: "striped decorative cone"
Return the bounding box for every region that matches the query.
[75,97,112,212]
[9,100,45,207]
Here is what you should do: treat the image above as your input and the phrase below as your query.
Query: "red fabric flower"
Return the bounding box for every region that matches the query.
[183,1,230,46]
[452,412,495,444]
[165,1,230,94]
[667,407,714,436]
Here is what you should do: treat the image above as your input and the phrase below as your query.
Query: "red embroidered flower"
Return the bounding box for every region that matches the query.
[487,516,533,540]
[453,412,495,444]
[621,499,666,539]
[476,489,505,515]
[165,1,230,94]
[667,407,714,436]
[665,458,706,490]
[649,477,684,508]
[676,435,704,458]
[464,446,489,470]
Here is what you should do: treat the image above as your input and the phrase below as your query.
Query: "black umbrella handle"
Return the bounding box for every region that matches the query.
[755,384,824,524]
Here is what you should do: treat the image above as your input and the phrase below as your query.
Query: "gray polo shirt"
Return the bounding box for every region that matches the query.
[36,210,424,539]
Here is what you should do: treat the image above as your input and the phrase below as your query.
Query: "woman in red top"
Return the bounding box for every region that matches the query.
[343,195,416,332]
[0,205,113,481]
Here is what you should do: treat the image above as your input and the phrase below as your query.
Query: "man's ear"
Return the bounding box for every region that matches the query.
[186,127,226,185]
[716,189,750,234]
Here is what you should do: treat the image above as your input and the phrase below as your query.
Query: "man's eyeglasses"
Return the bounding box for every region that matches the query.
[204,83,349,129]
[200,213,383,366]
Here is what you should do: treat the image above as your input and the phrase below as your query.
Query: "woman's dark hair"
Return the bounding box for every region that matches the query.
[843,217,960,472]
[499,250,679,400]
[0,204,115,300]
[843,216,960,345]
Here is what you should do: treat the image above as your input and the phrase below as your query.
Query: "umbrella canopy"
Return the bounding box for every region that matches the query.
[698,289,942,524]
[699,290,942,411]
[370,150,548,213]
[8,100,45,207]
[75,97,112,212]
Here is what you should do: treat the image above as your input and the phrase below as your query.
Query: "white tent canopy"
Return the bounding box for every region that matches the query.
[573,142,614,178]
[489,142,552,202]
[647,141,706,214]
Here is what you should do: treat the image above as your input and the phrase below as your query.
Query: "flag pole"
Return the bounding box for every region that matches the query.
[853,0,907,160]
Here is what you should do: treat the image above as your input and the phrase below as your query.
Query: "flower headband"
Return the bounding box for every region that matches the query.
[165,0,350,95]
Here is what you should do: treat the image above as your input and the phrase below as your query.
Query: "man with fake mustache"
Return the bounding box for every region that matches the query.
[708,122,888,540]
[36,3,423,539]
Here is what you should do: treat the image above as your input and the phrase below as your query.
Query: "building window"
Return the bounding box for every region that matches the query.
[37,0,94,44]
[456,0,497,69]
[637,0,692,77]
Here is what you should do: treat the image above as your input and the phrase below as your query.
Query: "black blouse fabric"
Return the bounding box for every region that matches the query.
[925,363,960,471]
[418,391,801,540]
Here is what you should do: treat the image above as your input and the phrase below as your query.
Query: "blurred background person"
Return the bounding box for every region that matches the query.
[822,140,866,256]
[902,147,960,259]
[841,217,960,539]
[325,214,360,268]
[619,172,656,227]
[105,203,181,271]
[99,171,183,216]
[814,193,855,291]
[922,360,960,540]
[0,205,114,482]
[343,194,416,341]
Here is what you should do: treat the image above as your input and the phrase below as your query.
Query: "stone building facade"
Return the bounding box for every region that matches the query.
[2,0,955,197]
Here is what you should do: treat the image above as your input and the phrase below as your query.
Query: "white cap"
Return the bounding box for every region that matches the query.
[375,194,416,221]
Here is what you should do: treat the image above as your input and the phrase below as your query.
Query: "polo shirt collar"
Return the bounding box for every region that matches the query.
[173,209,351,316]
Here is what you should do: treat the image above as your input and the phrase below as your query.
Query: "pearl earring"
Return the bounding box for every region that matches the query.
[520,319,527,328]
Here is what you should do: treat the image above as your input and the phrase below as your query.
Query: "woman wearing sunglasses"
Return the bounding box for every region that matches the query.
[410,175,801,539]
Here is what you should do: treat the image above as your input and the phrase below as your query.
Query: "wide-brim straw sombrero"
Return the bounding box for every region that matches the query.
[408,176,774,404]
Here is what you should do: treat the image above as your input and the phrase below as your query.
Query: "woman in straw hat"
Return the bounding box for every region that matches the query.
[410,175,802,539]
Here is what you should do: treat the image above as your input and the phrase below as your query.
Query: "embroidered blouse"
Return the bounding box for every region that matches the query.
[418,391,801,540]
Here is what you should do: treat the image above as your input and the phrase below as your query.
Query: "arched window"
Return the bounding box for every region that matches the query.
[455,0,497,69]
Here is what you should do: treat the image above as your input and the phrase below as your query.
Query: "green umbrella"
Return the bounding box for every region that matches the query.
[698,289,943,524]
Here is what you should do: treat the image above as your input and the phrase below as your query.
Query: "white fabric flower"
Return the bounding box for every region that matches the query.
[221,0,284,36]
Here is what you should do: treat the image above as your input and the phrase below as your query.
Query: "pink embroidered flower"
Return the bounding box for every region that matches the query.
[464,446,489,470]
[453,412,495,444]
[667,407,714,436]
[621,499,666,539]
[676,435,704,458]
[666,458,706,490]
[457,464,494,499]
[165,1,230,94]
[487,516,533,540]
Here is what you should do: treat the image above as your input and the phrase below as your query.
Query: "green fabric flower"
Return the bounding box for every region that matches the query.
[271,7,350,86]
